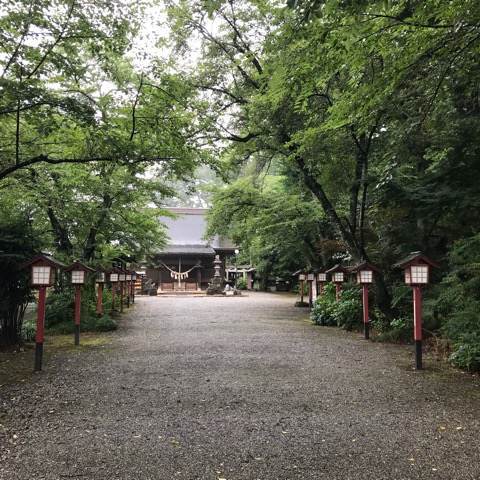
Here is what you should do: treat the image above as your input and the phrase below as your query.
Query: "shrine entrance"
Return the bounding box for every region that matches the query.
[145,247,233,294]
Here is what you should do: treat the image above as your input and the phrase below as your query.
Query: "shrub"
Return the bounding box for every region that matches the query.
[45,285,117,334]
[311,283,362,330]
[236,277,247,290]
[95,314,117,332]
[432,234,480,371]
[311,283,336,325]
[373,316,413,343]
[21,319,36,342]
[449,338,480,372]
[45,289,74,327]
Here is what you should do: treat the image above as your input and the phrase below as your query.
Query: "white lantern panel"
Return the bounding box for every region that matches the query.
[333,272,344,282]
[96,272,105,283]
[317,273,327,282]
[119,274,126,281]
[126,274,131,281]
[359,270,373,284]
[299,274,306,281]
[32,266,51,285]
[307,273,315,281]
[71,270,85,284]
[110,273,119,282]
[404,269,411,284]
[411,265,428,284]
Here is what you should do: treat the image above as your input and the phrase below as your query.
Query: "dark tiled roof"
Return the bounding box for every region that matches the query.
[155,245,216,255]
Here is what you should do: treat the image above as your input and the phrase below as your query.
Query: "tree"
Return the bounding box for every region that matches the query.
[206,175,338,288]
[166,0,480,319]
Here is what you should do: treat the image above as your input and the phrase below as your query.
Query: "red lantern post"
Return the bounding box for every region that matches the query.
[131,271,137,304]
[125,272,132,308]
[298,273,306,304]
[394,252,439,370]
[352,262,380,340]
[326,264,348,301]
[23,254,64,371]
[65,261,94,346]
[108,268,120,312]
[95,271,106,316]
[307,273,315,308]
[317,271,327,296]
[118,269,126,313]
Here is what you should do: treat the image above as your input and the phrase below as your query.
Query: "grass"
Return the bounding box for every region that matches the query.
[0,331,113,387]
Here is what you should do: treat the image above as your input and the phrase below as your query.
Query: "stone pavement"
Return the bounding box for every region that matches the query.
[1,293,479,480]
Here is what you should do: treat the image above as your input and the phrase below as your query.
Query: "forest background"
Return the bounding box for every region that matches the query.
[1,0,479,370]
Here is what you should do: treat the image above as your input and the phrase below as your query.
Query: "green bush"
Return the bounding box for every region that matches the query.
[21,319,36,342]
[311,283,336,325]
[332,286,362,331]
[432,234,480,371]
[449,338,480,372]
[95,314,117,332]
[236,277,247,290]
[45,285,117,334]
[373,316,413,343]
[311,283,362,330]
[45,289,74,327]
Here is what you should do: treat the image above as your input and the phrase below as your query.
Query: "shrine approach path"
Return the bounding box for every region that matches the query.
[1,292,480,480]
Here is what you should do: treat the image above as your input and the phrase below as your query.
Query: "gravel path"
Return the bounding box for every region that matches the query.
[1,293,479,480]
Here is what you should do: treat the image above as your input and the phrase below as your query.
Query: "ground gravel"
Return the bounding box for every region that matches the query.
[1,292,479,480]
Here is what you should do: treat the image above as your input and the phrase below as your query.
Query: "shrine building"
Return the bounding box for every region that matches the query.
[145,208,237,292]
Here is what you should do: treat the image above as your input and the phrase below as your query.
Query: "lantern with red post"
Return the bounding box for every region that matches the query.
[394,252,439,370]
[298,272,306,304]
[306,272,315,308]
[125,271,132,308]
[65,261,95,346]
[108,267,120,312]
[326,264,348,301]
[118,269,126,312]
[23,254,64,371]
[317,270,327,296]
[95,270,106,316]
[351,262,380,340]
[131,271,137,304]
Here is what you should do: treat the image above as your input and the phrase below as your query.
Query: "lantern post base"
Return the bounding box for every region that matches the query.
[34,342,43,371]
[74,324,80,346]
[364,322,370,340]
[415,340,423,370]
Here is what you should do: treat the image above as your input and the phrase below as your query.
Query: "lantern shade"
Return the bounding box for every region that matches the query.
[23,254,65,287]
[332,272,344,283]
[125,273,132,281]
[65,261,95,285]
[110,273,119,282]
[307,273,315,281]
[71,270,85,284]
[411,265,428,284]
[96,271,106,283]
[358,270,373,283]
[326,264,348,283]
[32,266,52,285]
[119,273,126,282]
[351,262,380,285]
[394,252,439,286]
[131,272,137,280]
[298,273,306,281]
[317,272,327,282]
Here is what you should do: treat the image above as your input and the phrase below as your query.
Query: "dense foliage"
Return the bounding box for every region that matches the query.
[0,1,213,345]
[311,283,362,331]
[168,0,480,369]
